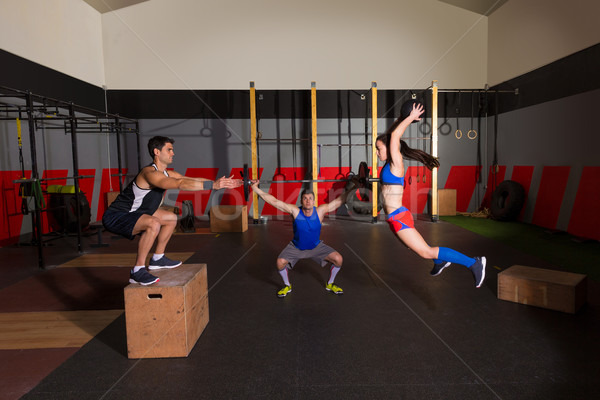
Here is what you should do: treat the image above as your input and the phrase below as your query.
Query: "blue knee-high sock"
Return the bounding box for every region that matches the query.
[435,247,476,268]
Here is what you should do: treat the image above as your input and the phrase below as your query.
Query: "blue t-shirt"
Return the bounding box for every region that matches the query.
[292,206,322,250]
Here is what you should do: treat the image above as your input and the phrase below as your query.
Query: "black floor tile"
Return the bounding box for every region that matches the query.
[7,218,599,400]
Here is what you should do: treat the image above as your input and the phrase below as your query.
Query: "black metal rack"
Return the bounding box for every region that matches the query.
[0,85,141,269]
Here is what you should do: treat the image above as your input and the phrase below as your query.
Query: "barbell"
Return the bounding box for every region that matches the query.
[240,162,380,201]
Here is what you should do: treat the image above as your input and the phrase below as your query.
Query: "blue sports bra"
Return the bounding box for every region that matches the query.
[381,162,405,186]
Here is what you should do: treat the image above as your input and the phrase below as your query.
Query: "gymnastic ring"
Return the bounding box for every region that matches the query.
[200,127,212,137]
[334,173,345,180]
[455,130,463,140]
[439,121,451,136]
[467,129,477,140]
[272,172,286,181]
[419,121,431,136]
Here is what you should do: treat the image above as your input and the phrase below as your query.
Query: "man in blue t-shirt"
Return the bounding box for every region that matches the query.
[251,179,358,297]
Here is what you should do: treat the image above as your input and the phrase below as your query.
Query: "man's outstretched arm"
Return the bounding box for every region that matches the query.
[251,182,299,217]
[317,179,359,216]
[146,169,242,191]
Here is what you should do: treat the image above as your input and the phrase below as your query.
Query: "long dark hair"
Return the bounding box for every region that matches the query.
[376,131,440,170]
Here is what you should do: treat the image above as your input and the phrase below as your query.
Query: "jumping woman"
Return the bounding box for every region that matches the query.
[376,101,486,287]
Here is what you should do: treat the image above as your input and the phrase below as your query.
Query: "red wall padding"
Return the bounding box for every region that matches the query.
[40,170,68,233]
[220,167,262,207]
[480,165,506,210]
[315,167,352,211]
[174,168,219,215]
[261,167,306,216]
[444,166,481,212]
[567,166,600,240]
[510,166,534,221]
[531,166,571,229]
[403,166,432,214]
[0,171,31,245]
[40,169,96,234]
[3,164,596,243]
[77,169,97,208]
[96,168,128,221]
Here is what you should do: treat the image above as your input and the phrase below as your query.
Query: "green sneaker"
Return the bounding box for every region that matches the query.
[277,285,292,298]
[325,283,344,295]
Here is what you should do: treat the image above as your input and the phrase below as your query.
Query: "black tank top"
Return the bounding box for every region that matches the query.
[107,164,168,214]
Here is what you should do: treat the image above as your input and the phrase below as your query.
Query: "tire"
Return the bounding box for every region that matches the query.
[345,181,383,215]
[49,193,91,232]
[65,194,91,232]
[490,180,525,221]
[180,200,195,232]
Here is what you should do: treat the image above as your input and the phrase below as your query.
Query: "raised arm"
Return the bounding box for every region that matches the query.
[251,182,299,217]
[316,179,359,217]
[388,103,424,168]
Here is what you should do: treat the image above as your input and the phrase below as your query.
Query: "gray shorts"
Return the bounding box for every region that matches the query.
[277,241,338,269]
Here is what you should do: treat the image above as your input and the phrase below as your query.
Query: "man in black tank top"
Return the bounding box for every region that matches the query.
[103,136,242,285]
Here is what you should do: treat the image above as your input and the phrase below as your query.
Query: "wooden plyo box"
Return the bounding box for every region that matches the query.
[428,189,457,216]
[210,205,248,232]
[438,189,457,216]
[124,264,209,358]
[498,265,587,314]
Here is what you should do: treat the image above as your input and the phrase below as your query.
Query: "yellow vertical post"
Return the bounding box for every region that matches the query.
[250,81,259,221]
[431,80,439,222]
[311,81,318,205]
[371,82,378,223]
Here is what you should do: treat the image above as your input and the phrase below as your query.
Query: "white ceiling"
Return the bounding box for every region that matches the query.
[83,0,508,16]
[438,0,509,16]
[82,0,148,14]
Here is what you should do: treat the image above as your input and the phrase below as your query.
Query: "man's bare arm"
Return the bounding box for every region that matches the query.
[251,182,299,217]
[144,169,242,191]
[317,179,359,217]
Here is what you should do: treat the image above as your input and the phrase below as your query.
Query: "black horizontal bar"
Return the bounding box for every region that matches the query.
[13,175,95,183]
[257,138,310,141]
[318,143,371,147]
[0,85,138,123]
[261,178,380,184]
[42,175,95,181]
[438,89,518,94]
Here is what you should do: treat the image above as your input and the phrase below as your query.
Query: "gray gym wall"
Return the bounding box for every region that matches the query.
[3,81,599,235]
[1,0,599,238]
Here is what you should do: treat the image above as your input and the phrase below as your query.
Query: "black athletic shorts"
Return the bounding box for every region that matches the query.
[102,209,145,240]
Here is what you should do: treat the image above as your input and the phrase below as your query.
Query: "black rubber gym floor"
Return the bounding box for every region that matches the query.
[4,216,600,399]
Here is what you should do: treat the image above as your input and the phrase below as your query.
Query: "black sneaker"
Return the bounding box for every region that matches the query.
[470,257,486,288]
[430,261,451,276]
[129,269,160,285]
[148,255,182,270]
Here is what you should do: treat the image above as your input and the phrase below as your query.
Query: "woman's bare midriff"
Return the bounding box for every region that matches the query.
[381,184,404,214]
